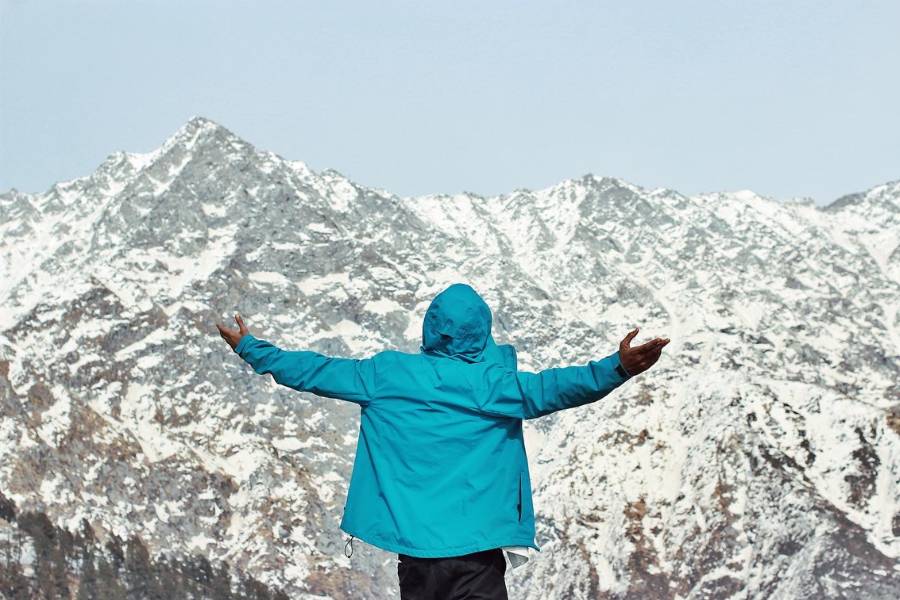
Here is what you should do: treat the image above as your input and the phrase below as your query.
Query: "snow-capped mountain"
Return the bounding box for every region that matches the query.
[0,116,897,599]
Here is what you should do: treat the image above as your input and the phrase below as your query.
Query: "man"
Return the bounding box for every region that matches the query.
[216,282,669,599]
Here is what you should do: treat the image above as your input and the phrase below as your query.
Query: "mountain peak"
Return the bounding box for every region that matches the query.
[183,115,225,132]
[822,179,900,213]
[163,116,241,150]
[822,191,865,212]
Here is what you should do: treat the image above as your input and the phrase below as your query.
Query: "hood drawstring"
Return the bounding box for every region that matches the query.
[344,534,355,558]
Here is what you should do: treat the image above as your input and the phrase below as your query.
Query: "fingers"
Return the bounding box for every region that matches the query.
[216,323,231,341]
[645,348,664,369]
[634,337,669,354]
[638,343,667,370]
[235,313,248,335]
[646,344,664,361]
[620,327,640,349]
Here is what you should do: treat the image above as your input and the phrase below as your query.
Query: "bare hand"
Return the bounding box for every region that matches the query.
[618,327,669,376]
[216,314,250,351]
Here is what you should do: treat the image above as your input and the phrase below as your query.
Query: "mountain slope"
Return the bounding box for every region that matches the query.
[1,117,898,599]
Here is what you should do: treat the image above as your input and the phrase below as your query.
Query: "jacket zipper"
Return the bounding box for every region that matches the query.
[517,472,522,522]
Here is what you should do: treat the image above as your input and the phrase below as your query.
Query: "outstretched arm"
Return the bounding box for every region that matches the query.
[477,327,669,420]
[216,314,376,406]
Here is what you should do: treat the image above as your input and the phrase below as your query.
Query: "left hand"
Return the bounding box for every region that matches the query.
[216,314,250,351]
[618,327,669,377]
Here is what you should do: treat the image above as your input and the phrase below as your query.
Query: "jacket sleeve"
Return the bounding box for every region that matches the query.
[475,350,632,420]
[234,334,375,406]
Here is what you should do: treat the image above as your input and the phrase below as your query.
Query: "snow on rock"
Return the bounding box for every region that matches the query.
[0,117,897,599]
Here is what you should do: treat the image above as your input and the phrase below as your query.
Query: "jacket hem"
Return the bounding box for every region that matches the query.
[339,525,541,558]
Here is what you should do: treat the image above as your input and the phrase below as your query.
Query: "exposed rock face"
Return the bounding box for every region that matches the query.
[0,117,898,599]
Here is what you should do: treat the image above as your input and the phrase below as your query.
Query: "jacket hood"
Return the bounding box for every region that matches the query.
[420,283,517,369]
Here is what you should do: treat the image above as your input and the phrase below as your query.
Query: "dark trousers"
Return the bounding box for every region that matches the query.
[397,548,508,600]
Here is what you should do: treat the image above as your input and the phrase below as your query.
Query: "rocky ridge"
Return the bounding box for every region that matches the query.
[0,117,898,599]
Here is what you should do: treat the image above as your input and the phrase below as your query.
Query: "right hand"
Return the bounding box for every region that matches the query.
[216,314,250,351]
[618,327,670,376]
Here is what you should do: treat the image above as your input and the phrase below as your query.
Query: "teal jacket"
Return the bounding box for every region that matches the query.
[234,283,632,558]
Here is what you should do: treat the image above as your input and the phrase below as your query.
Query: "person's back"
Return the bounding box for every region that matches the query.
[216,282,670,599]
[341,347,538,557]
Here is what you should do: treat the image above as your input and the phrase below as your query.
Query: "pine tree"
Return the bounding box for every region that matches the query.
[96,554,128,600]
[0,562,33,599]
[17,511,59,599]
[76,550,99,600]
[209,559,234,600]
[76,518,95,548]
[153,555,184,600]
[0,491,16,522]
[48,541,71,599]
[125,534,161,600]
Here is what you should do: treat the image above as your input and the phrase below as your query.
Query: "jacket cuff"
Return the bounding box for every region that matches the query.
[234,333,255,357]
[612,350,632,382]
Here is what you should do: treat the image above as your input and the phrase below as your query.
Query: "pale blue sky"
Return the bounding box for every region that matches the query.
[2,1,899,204]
